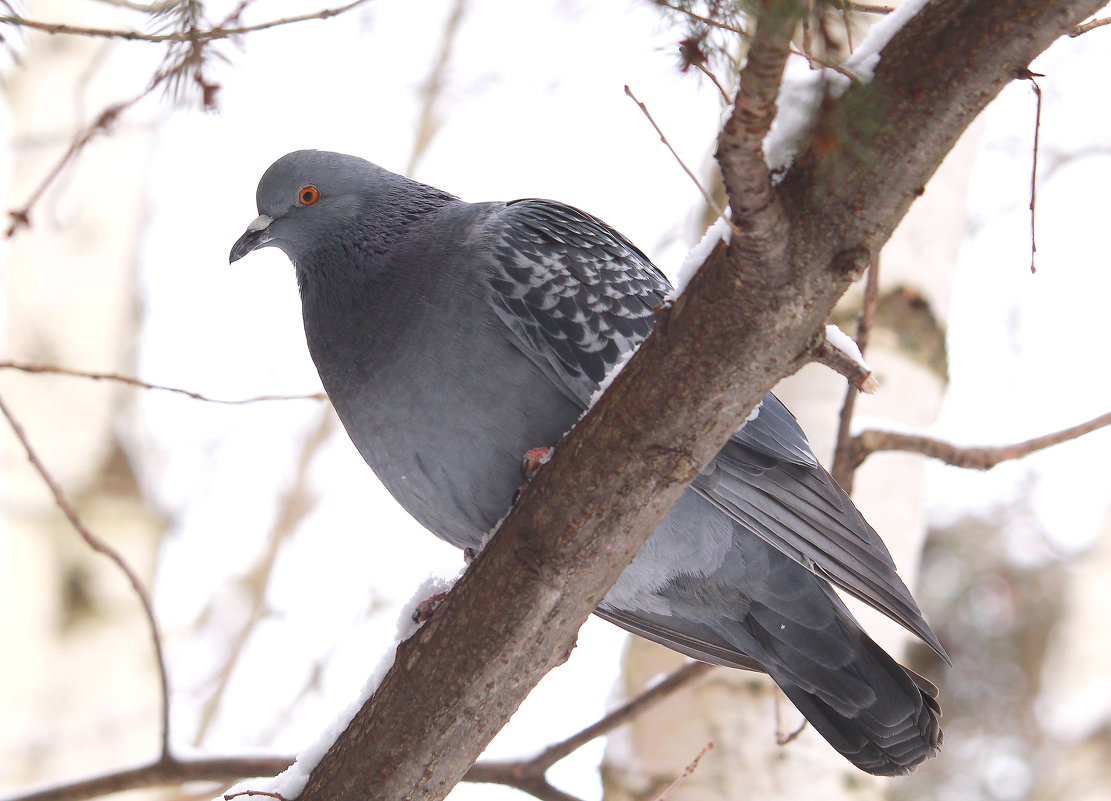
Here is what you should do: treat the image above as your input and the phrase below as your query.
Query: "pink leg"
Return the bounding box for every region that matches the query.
[411,591,450,623]
[521,446,555,479]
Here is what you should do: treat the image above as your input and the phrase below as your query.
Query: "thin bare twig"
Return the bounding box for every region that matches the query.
[656,1,861,80]
[2,0,376,235]
[7,40,186,237]
[92,1,171,11]
[3,662,711,801]
[842,2,895,13]
[467,772,584,801]
[694,62,731,103]
[777,717,808,745]
[1070,15,1111,35]
[3,756,294,801]
[802,1,814,61]
[464,661,714,800]
[841,2,856,53]
[0,392,172,756]
[773,688,808,745]
[0,1,374,44]
[831,253,881,490]
[405,0,469,176]
[653,741,714,801]
[850,410,1111,471]
[624,85,726,219]
[193,407,335,745]
[5,96,140,236]
[534,661,713,768]
[655,1,743,35]
[0,361,326,404]
[1023,70,1044,274]
[155,0,223,110]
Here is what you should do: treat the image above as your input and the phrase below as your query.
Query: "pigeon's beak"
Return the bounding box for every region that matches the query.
[229,214,275,263]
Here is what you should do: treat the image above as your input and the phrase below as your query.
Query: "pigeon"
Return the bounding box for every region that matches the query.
[231,150,947,775]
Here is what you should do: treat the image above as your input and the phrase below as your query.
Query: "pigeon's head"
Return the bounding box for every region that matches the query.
[229,150,391,265]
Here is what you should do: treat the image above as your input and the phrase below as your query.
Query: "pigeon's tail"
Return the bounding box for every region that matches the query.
[766,632,942,776]
[598,566,943,774]
[599,595,943,775]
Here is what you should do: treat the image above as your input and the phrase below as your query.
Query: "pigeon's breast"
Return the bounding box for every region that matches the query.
[301,207,583,550]
[328,303,582,550]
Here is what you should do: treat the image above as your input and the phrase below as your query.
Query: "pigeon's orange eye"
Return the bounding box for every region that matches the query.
[298,185,320,206]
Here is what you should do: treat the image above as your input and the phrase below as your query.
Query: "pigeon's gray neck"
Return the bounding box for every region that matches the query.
[297,198,494,399]
[295,184,458,293]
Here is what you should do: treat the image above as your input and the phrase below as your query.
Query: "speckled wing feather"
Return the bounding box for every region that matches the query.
[485,199,670,407]
[482,198,945,659]
[484,200,819,470]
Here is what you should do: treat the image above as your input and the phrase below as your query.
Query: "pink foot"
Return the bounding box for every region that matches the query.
[412,591,450,623]
[521,446,554,479]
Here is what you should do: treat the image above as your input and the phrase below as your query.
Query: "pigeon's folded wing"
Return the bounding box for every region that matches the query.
[694,414,949,659]
[483,198,669,407]
[481,198,947,660]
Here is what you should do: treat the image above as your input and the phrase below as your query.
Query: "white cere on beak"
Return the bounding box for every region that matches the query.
[247,214,274,232]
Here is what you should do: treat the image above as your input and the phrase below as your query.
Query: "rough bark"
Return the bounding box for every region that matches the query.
[600,122,974,795]
[298,2,1107,800]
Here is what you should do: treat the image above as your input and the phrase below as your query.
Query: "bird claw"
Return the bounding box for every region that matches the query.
[521,446,554,479]
[412,591,449,623]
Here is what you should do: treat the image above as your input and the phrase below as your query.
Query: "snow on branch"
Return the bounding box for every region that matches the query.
[715,1,795,278]
[812,323,878,393]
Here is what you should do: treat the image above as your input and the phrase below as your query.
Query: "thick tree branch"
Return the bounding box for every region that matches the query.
[850,410,1111,471]
[716,0,798,281]
[286,2,1108,800]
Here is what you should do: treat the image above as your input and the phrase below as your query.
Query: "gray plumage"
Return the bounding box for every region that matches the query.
[231,150,947,775]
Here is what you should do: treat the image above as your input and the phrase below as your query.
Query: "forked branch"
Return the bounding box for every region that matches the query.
[850,410,1111,471]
